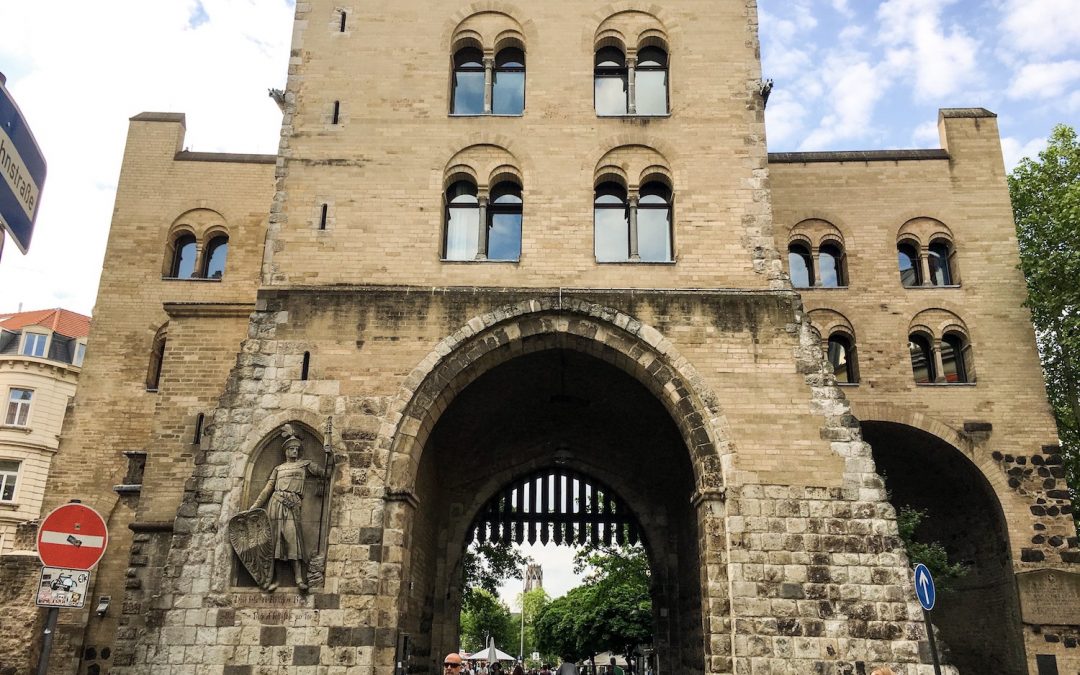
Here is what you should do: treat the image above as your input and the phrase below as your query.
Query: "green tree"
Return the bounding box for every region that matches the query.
[518,587,551,664]
[462,541,527,607]
[896,506,967,590]
[460,588,517,654]
[533,544,652,665]
[1009,124,1080,526]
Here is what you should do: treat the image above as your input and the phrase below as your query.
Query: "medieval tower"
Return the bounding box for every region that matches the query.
[2,1,1079,674]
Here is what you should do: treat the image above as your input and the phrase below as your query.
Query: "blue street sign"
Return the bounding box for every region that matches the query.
[914,563,936,611]
[0,81,47,255]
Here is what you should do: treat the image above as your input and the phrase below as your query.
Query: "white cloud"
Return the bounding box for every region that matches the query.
[764,90,809,146]
[0,0,294,314]
[831,0,855,19]
[800,56,891,150]
[1001,135,1047,171]
[912,120,940,146]
[1007,60,1080,100]
[877,0,981,100]
[1000,0,1080,58]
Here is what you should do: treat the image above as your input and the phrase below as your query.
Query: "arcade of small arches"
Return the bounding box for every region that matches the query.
[162,209,231,281]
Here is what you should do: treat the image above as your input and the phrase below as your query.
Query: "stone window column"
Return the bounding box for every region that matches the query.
[483,56,494,114]
[812,245,823,286]
[931,342,947,383]
[919,249,933,287]
[626,54,638,115]
[628,191,641,261]
[192,242,205,278]
[475,193,489,260]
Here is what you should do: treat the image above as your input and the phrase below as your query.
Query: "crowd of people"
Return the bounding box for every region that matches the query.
[443,653,637,675]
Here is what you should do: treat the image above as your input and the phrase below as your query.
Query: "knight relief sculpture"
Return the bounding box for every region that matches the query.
[228,422,335,592]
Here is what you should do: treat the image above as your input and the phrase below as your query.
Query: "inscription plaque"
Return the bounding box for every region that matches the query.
[1016,569,1080,625]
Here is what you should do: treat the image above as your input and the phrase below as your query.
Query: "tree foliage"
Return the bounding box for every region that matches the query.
[460,588,518,654]
[462,541,527,608]
[1009,124,1080,526]
[533,545,652,663]
[896,506,967,590]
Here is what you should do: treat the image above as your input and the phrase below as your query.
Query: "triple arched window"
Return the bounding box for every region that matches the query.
[165,229,229,280]
[451,47,526,116]
[594,46,669,117]
[594,180,672,262]
[443,179,523,261]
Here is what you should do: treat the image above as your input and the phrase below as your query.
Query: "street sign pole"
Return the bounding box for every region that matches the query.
[912,563,942,675]
[36,607,58,675]
[922,607,942,675]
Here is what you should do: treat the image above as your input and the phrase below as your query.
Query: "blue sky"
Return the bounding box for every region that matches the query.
[0,0,1076,318]
[759,0,1080,165]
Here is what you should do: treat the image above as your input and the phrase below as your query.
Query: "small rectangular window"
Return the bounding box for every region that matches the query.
[319,203,328,230]
[339,10,347,32]
[0,460,18,502]
[74,343,87,367]
[5,388,32,426]
[1036,655,1059,675]
[332,100,340,125]
[21,333,47,357]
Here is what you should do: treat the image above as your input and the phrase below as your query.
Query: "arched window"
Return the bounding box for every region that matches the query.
[827,333,857,384]
[594,47,628,116]
[451,48,485,115]
[487,182,522,261]
[637,181,672,262]
[818,242,846,287]
[594,182,629,261]
[146,327,168,392]
[635,46,668,115]
[941,331,973,383]
[169,233,197,279]
[908,333,935,384]
[788,243,814,288]
[492,48,525,115]
[444,180,480,260]
[897,242,920,287]
[927,240,954,286]
[202,235,228,280]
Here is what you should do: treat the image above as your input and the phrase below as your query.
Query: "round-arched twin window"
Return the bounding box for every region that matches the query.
[452,47,526,115]
[898,238,957,287]
[444,180,522,261]
[594,181,672,262]
[594,46,669,116]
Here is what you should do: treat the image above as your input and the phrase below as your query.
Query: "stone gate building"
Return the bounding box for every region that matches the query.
[3,1,1080,674]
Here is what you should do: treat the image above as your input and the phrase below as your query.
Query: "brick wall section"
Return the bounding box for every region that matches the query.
[0,554,44,674]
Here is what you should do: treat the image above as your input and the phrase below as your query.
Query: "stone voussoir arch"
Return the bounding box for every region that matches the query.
[442,1,538,52]
[587,2,682,48]
[379,297,732,493]
[850,401,1011,495]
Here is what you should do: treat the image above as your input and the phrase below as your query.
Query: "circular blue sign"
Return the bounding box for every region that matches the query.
[913,563,936,611]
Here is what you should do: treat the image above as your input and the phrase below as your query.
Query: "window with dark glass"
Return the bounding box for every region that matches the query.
[927,240,953,286]
[594,47,628,116]
[897,242,920,287]
[202,235,229,279]
[492,48,525,115]
[635,46,668,115]
[819,243,846,287]
[594,182,629,261]
[788,243,814,288]
[638,182,672,262]
[444,180,480,260]
[451,48,485,115]
[487,182,522,261]
[941,332,971,383]
[170,233,197,279]
[827,334,857,383]
[0,460,18,502]
[909,334,935,384]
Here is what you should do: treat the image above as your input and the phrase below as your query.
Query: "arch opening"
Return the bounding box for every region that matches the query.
[397,347,708,674]
[862,421,1025,674]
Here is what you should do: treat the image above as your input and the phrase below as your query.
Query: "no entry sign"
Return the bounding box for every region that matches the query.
[36,503,108,570]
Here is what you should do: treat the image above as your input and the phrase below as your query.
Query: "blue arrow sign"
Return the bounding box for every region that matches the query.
[0,81,47,255]
[914,563,936,611]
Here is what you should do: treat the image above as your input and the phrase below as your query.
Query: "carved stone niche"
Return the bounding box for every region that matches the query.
[231,421,334,592]
[1016,569,1080,626]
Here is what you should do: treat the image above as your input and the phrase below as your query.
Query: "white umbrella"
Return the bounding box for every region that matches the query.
[468,637,514,662]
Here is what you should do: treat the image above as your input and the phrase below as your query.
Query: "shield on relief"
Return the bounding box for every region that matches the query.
[228,508,274,589]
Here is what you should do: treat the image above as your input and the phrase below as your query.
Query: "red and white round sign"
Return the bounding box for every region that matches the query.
[36,503,109,570]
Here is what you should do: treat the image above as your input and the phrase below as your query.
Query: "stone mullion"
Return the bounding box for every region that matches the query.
[476,194,489,260]
[932,341,947,383]
[628,192,641,261]
[919,249,933,286]
[626,54,638,115]
[483,56,494,114]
